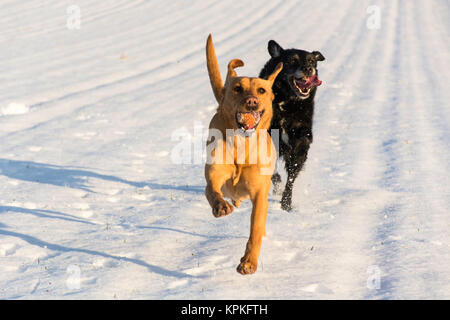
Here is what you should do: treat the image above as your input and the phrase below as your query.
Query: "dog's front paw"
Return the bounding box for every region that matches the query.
[272,184,283,196]
[280,195,293,212]
[212,199,233,218]
[281,201,292,212]
[271,173,282,195]
[236,257,257,275]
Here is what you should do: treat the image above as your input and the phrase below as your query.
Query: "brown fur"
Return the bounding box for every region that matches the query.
[204,34,282,275]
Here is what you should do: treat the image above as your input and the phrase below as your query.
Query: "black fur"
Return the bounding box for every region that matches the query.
[259,40,325,211]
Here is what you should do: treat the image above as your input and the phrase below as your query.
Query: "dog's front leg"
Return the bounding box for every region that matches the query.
[237,190,269,275]
[281,137,311,211]
[205,164,234,218]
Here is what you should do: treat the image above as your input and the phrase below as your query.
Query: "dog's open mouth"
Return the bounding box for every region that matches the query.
[236,110,264,133]
[293,75,322,96]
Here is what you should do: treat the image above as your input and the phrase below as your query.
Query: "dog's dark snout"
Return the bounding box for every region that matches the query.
[245,96,259,110]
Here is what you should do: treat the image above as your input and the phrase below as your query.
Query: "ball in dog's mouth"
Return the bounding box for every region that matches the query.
[236,110,264,133]
[293,75,322,96]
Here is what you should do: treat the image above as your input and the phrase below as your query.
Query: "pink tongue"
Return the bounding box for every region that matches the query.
[305,75,322,88]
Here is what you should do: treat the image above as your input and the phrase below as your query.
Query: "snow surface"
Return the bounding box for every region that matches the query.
[0,0,449,299]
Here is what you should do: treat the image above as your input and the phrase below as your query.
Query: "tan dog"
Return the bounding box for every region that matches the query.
[204,34,282,275]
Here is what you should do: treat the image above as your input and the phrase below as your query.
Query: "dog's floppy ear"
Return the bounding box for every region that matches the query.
[227,59,244,78]
[268,40,283,58]
[223,59,244,89]
[206,34,224,102]
[312,51,325,61]
[266,62,283,83]
[223,59,244,91]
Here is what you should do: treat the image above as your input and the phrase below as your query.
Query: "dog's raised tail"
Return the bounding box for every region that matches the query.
[206,34,224,103]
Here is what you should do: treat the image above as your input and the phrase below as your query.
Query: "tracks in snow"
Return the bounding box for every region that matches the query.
[0,0,448,299]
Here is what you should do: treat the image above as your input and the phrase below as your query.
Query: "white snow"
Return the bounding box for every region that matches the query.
[0,103,29,116]
[0,0,449,299]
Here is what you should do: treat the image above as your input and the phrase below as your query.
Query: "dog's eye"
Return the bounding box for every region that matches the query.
[258,88,266,94]
[233,85,243,93]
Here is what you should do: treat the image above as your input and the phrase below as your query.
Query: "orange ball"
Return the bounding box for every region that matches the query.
[238,113,256,128]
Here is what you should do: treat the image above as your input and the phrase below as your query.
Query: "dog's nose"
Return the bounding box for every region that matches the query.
[245,96,259,110]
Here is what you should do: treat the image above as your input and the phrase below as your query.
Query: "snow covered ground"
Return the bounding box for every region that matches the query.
[0,0,449,299]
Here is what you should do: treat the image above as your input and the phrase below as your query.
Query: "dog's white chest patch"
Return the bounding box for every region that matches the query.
[280,117,290,145]
[281,131,290,145]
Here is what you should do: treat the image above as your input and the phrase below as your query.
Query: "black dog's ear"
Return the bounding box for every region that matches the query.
[268,40,283,58]
[312,51,325,61]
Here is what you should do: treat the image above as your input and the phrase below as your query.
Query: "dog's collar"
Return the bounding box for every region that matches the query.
[276,97,312,113]
[277,101,286,111]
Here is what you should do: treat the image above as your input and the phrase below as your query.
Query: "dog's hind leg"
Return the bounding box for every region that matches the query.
[280,153,307,211]
[280,173,298,212]
[280,134,311,211]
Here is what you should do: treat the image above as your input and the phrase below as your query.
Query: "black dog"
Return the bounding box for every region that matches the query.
[259,40,325,211]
